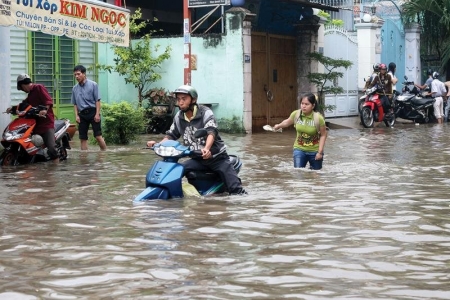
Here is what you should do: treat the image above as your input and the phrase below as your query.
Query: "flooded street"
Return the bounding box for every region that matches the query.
[1,121,450,299]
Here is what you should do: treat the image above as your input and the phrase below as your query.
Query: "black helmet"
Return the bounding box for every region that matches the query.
[432,72,440,79]
[17,73,32,91]
[174,85,198,99]
[174,85,198,112]
[373,63,380,72]
[427,69,433,76]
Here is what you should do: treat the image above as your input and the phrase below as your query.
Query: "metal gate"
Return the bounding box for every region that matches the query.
[363,0,405,84]
[379,6,405,84]
[324,25,359,117]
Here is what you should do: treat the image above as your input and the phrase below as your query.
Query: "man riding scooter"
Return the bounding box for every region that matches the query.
[6,74,58,161]
[146,85,247,195]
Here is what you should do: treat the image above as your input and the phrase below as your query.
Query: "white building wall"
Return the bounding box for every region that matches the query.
[10,27,28,104]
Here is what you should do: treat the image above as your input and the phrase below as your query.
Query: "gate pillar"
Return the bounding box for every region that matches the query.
[295,23,320,102]
[404,23,421,84]
[355,20,383,90]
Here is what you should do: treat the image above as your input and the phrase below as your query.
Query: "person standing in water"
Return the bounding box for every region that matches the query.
[272,93,327,170]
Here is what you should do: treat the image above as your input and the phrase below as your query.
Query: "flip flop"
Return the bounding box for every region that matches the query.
[263,125,282,133]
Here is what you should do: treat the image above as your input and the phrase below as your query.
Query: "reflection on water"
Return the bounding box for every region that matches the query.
[1,123,450,299]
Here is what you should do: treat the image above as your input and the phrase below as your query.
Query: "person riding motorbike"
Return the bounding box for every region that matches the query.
[368,63,393,116]
[6,74,58,160]
[146,85,247,195]
[363,63,380,92]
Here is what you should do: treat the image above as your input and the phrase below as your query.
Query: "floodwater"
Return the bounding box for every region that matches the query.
[1,121,450,299]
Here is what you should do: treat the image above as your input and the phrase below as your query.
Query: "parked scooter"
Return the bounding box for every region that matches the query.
[360,86,396,128]
[0,104,71,166]
[394,76,435,124]
[134,129,242,202]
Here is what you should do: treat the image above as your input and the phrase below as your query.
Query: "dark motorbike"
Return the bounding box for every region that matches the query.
[394,76,435,124]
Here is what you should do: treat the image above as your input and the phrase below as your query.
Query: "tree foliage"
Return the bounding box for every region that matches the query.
[306,52,353,115]
[318,10,344,27]
[98,8,171,107]
[403,0,450,72]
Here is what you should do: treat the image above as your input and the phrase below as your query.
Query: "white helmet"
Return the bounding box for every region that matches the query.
[17,74,32,91]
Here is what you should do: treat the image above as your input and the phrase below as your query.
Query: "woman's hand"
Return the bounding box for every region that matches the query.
[315,152,324,160]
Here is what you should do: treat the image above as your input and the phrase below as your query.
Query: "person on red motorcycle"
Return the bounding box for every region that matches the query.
[368,63,394,117]
[6,74,58,160]
[363,63,380,92]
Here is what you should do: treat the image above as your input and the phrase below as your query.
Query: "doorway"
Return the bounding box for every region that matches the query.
[251,32,297,132]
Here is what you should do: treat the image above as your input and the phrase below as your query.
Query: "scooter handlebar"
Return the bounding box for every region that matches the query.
[189,149,203,159]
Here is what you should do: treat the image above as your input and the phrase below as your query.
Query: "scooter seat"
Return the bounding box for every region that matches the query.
[411,98,435,106]
[54,120,67,132]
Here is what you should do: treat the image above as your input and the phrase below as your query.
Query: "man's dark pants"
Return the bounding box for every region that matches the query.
[78,107,102,140]
[182,152,244,194]
[41,128,58,160]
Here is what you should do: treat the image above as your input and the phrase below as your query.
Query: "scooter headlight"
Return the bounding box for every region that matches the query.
[396,95,408,101]
[154,145,184,157]
[3,129,25,141]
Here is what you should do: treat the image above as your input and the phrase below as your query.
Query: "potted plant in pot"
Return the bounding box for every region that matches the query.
[143,88,176,134]
[145,87,175,116]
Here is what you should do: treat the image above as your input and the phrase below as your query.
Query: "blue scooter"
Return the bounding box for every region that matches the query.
[134,129,242,202]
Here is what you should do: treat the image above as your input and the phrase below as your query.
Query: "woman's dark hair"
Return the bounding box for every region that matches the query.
[299,93,318,121]
[301,93,317,109]
[73,65,86,74]
[388,62,396,74]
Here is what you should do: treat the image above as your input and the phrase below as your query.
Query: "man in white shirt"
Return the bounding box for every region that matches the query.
[430,72,447,124]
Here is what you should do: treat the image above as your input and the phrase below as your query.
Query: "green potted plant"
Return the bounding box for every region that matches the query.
[145,87,175,116]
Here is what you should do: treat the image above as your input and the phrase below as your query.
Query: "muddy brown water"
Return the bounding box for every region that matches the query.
[0,122,449,299]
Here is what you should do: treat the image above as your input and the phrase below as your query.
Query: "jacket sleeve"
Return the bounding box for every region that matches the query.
[368,75,379,88]
[165,111,182,140]
[202,108,219,137]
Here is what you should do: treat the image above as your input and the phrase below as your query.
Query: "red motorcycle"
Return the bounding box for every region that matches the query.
[0,104,71,166]
[360,87,396,128]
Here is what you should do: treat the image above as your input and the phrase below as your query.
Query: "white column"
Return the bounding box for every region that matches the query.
[355,20,383,91]
[404,23,421,84]
[317,17,326,75]
[0,27,11,134]
[242,13,255,134]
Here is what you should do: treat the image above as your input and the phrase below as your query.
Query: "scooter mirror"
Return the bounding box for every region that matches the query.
[404,75,408,80]
[194,128,208,138]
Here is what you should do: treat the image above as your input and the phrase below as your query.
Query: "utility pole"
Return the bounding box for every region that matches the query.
[183,0,191,85]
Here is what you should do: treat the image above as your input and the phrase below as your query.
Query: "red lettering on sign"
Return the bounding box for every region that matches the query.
[59,0,87,19]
